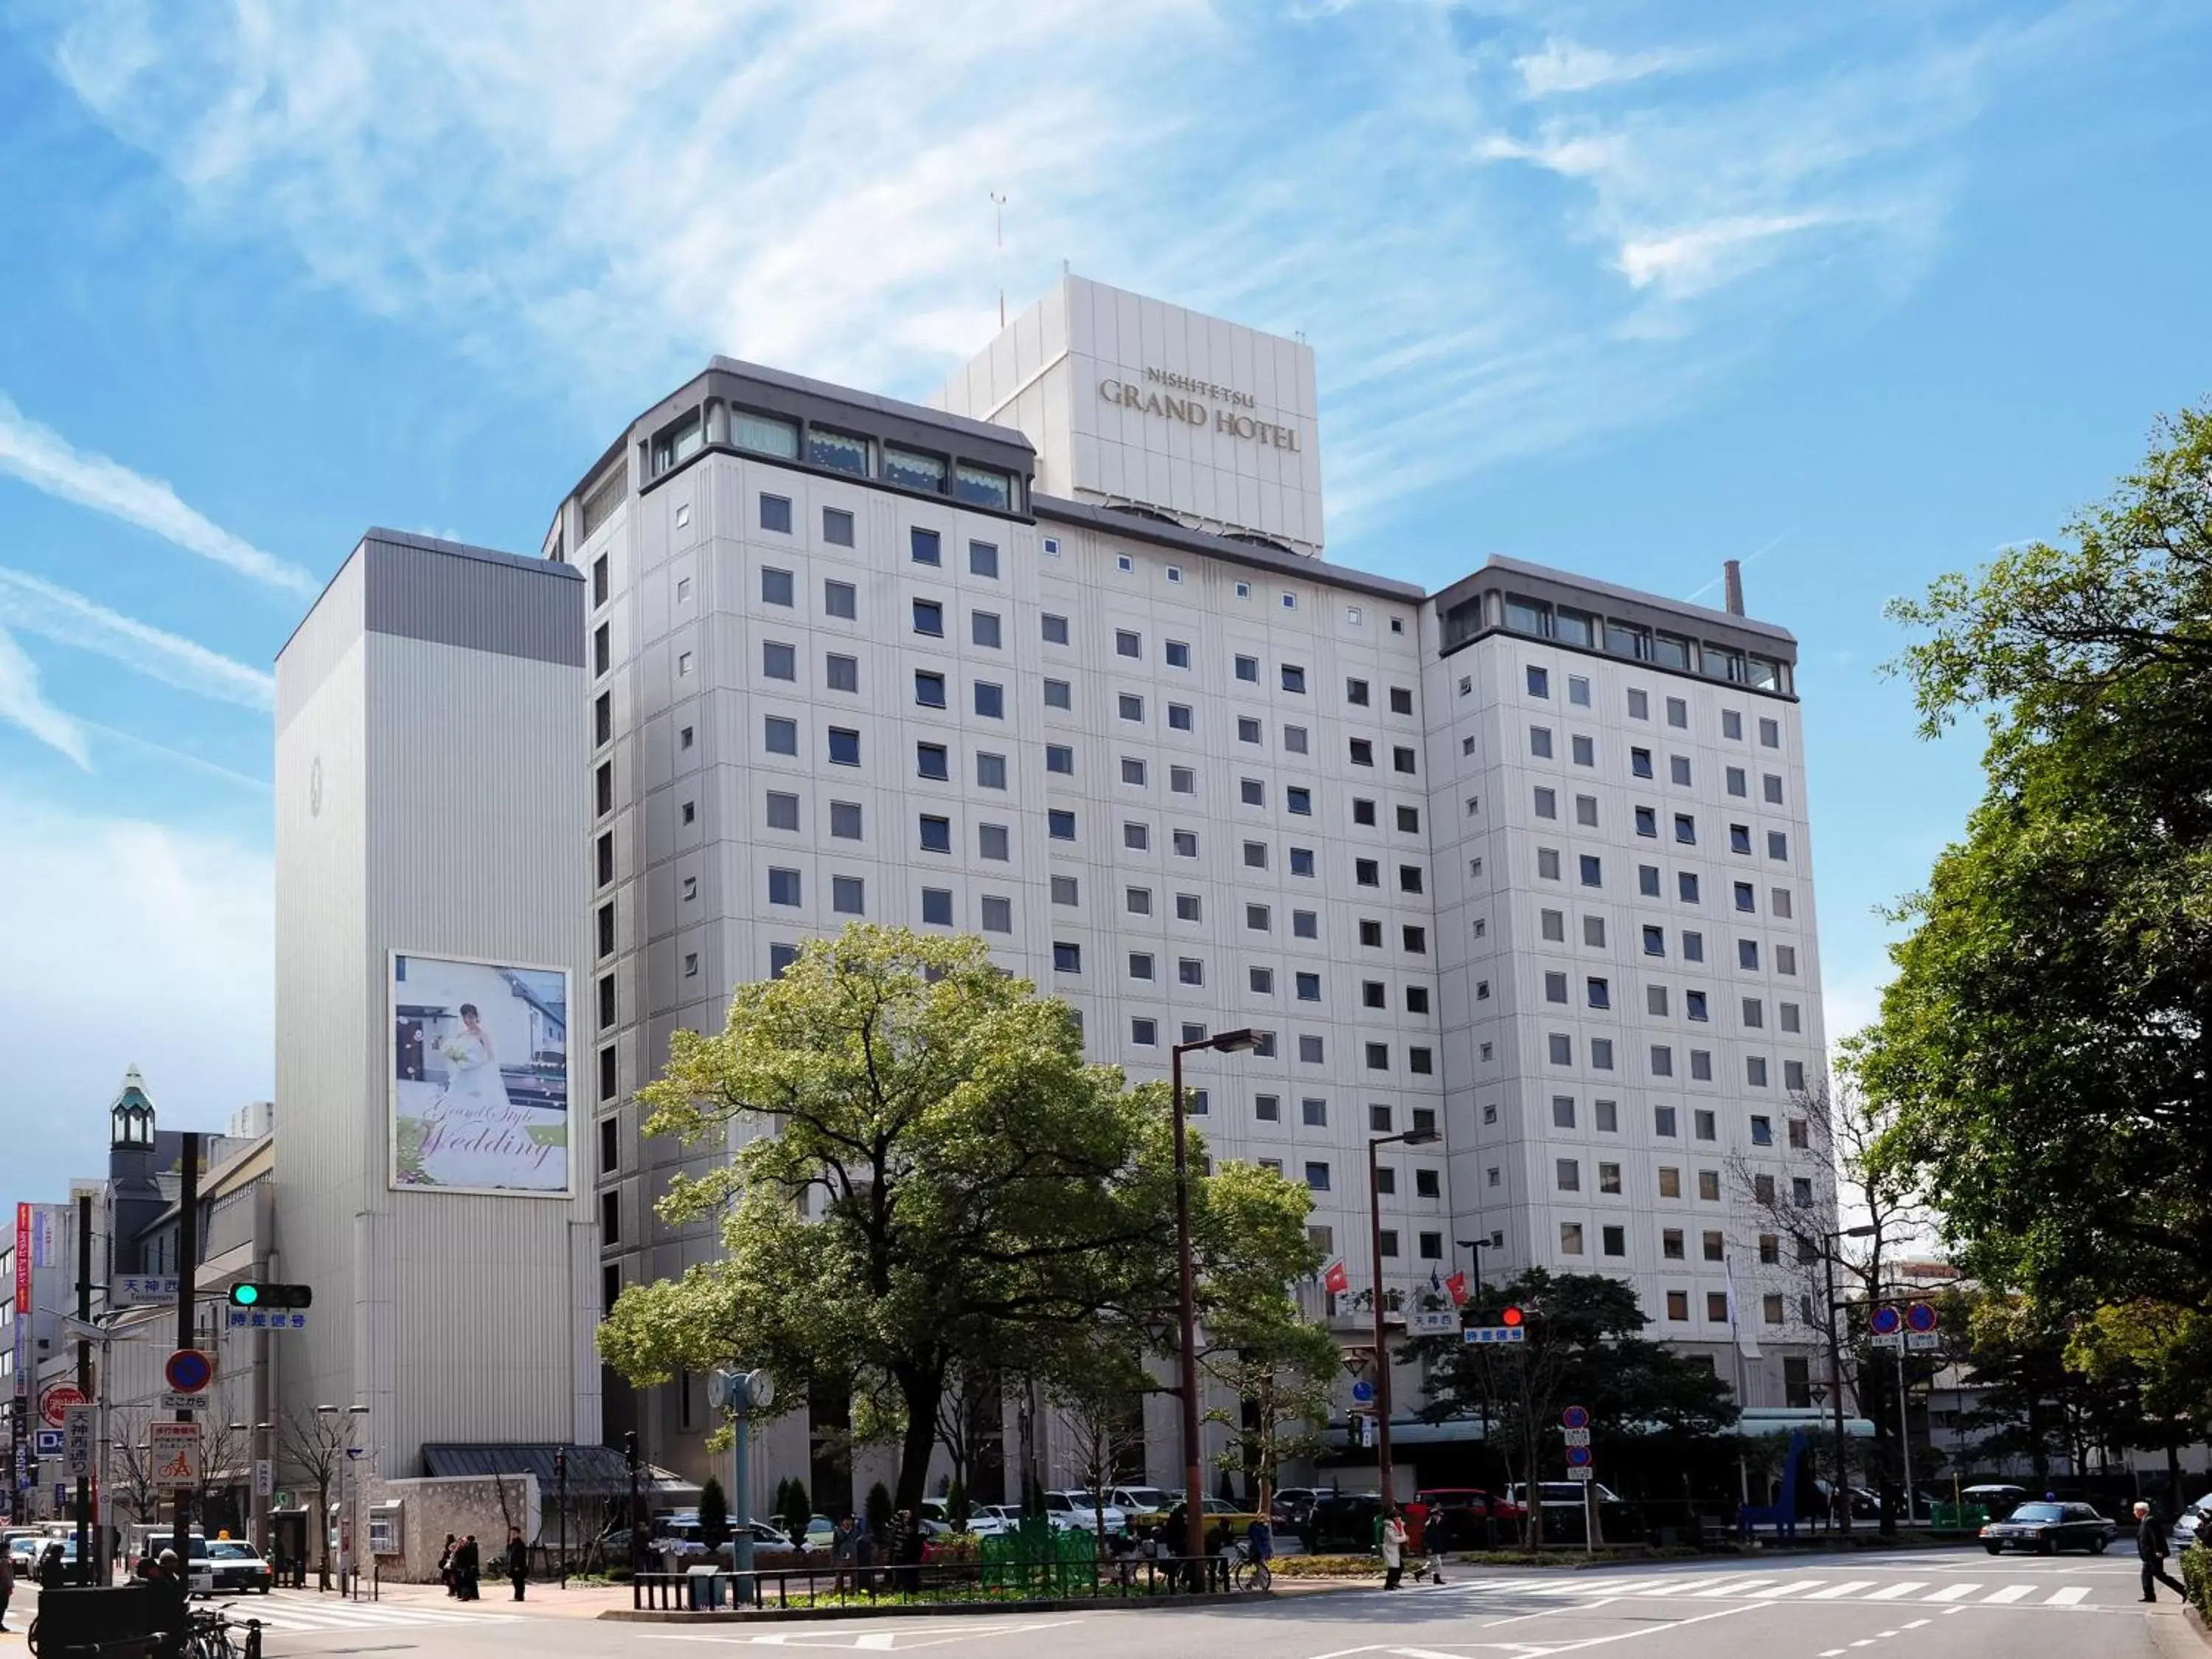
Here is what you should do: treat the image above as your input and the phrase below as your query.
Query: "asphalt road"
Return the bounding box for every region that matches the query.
[4,1548,2199,1658]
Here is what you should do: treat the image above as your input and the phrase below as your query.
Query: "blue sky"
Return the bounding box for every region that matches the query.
[2,1,2208,1203]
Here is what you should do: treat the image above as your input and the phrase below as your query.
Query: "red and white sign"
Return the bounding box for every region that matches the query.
[39,1383,88,1428]
[12,1205,29,1401]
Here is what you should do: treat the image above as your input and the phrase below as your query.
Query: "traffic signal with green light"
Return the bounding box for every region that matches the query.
[229,1283,313,1310]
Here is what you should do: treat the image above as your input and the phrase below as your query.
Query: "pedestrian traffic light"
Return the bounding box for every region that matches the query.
[623,1431,638,1472]
[553,1447,566,1481]
[229,1283,313,1310]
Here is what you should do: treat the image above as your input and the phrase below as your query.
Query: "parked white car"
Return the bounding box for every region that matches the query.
[1045,1491,1127,1534]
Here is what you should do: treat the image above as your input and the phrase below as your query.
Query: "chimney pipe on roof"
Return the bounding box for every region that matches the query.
[1723,559,1745,616]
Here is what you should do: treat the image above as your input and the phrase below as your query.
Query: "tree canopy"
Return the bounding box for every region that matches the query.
[1854,404,2212,1310]
[594,925,1318,1511]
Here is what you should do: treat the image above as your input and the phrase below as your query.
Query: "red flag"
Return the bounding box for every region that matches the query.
[1445,1270,1469,1306]
[1323,1259,1350,1295]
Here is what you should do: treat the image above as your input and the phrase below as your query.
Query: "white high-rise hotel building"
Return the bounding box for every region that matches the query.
[558,276,1832,1492]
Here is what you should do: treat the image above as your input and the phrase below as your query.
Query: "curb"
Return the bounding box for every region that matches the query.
[600,1588,1310,1623]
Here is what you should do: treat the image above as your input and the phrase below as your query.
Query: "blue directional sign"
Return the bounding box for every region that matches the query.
[1463,1325,1527,1345]
[1350,1380,1376,1404]
[34,1430,63,1456]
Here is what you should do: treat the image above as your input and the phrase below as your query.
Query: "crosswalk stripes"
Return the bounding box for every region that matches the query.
[1425,1575,2102,1612]
[228,1593,524,1632]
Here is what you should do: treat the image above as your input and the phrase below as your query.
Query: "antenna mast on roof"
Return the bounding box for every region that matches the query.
[990,191,1008,329]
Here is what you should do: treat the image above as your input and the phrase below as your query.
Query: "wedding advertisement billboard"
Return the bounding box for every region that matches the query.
[389,952,570,1196]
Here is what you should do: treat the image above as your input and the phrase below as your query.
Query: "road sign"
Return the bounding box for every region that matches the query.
[1565,1444,1593,1468]
[150,1422,201,1489]
[1871,1332,1902,1351]
[1464,1325,1526,1345]
[34,1429,63,1456]
[275,1491,293,1511]
[1906,1331,1940,1352]
[1406,1310,1458,1336]
[161,1392,205,1412]
[1906,1301,1938,1333]
[226,1309,308,1332]
[38,1384,87,1428]
[164,1349,214,1394]
[1566,1465,1595,1482]
[1560,1405,1590,1430]
[62,1405,93,1477]
[1562,1427,1591,1448]
[54,1482,66,1509]
[1868,1304,1902,1337]
[1350,1379,1377,1405]
[254,1458,273,1498]
[109,1275,181,1307]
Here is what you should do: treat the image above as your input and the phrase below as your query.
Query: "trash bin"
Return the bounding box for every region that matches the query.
[687,1564,725,1610]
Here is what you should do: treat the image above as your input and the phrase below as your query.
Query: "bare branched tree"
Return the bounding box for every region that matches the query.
[276,1410,351,1588]
[1725,1073,1936,1532]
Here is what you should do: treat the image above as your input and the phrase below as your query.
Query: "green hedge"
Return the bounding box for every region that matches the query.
[2184,1543,2211,1619]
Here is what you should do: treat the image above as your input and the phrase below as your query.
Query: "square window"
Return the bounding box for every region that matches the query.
[1173,830,1199,858]
[822,507,855,546]
[1674,814,1697,845]
[1123,886,1152,916]
[1123,822,1150,851]
[1283,724,1309,755]
[1587,977,1610,1009]
[1699,1169,1722,1201]
[1559,1222,1585,1256]
[917,813,950,853]
[1175,892,1202,923]
[1541,909,1566,942]
[1538,848,1562,880]
[1534,786,1557,820]
[1530,726,1554,759]
[1781,1001,1801,1032]
[768,866,802,907]
[1043,678,1071,710]
[832,875,865,915]
[1640,866,1662,898]
[1119,693,1144,722]
[1358,919,1382,947]
[1723,709,1744,740]
[912,599,944,636]
[1568,675,1590,707]
[976,752,1007,790]
[1254,1093,1281,1122]
[1691,1050,1714,1082]
[1759,717,1781,748]
[1301,1034,1326,1064]
[1686,990,1708,1022]
[1667,697,1688,728]
[1631,747,1654,779]
[914,669,947,708]
[1573,734,1596,768]
[1635,806,1658,838]
[1349,737,1374,766]
[1304,1163,1331,1192]
[911,527,942,566]
[762,639,796,681]
[1117,554,1135,574]
[972,611,1002,649]
[1129,952,1155,981]
[1727,766,1747,797]
[1235,654,1259,683]
[975,682,1004,719]
[1579,855,1603,887]
[1046,744,1074,775]
[920,887,953,926]
[1651,1046,1674,1077]
[1249,966,1275,994]
[978,824,1010,860]
[1301,1096,1328,1127]
[1130,1018,1158,1046]
[1768,830,1790,860]
[1122,757,1148,787]
[764,716,798,757]
[766,791,800,832]
[825,653,859,694]
[1281,664,1307,694]
[1527,665,1550,698]
[1053,942,1082,974]
[1048,810,1077,841]
[1576,794,1599,827]
[1293,909,1318,939]
[1670,754,1691,787]
[1601,1225,1626,1257]
[1290,846,1315,877]
[1346,678,1371,706]
[1683,931,1705,962]
[1627,689,1649,719]
[1557,1158,1580,1192]
[1116,628,1142,659]
[1548,1032,1572,1065]
[675,650,692,678]
[1287,786,1313,816]
[1739,938,1760,970]
[759,494,793,534]
[1777,945,1798,975]
[1679,872,1701,902]
[968,540,999,577]
[1735,881,1756,914]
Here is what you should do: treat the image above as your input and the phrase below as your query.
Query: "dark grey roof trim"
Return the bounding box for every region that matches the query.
[1033,493,1425,604]
[276,529,581,664]
[1432,555,1796,648]
[361,529,584,668]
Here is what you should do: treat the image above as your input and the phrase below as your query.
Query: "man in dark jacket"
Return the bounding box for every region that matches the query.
[2135,1501,2188,1603]
[505,1526,528,1600]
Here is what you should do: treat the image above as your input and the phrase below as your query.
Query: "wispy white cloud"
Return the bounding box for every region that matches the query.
[27,2,2132,542]
[1514,37,1705,97]
[0,622,90,768]
[0,394,316,595]
[79,719,272,792]
[0,568,274,710]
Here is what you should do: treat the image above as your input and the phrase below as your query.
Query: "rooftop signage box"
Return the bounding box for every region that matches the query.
[936,274,1325,556]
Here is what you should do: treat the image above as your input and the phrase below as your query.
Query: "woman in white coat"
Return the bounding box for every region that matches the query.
[1379,1506,1408,1590]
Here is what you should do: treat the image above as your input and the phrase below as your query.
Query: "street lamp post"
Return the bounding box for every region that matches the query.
[1170,1028,1257,1582]
[1368,1127,1441,1509]
[1822,1224,1875,1536]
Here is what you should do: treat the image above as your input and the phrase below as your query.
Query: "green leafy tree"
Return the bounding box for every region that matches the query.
[1414,1268,1738,1544]
[698,1476,731,1554]
[1855,405,2212,1310]
[595,925,1316,1514]
[780,1475,811,1539]
[1955,1291,2137,1481]
[1197,1257,1336,1515]
[2065,1300,2212,1492]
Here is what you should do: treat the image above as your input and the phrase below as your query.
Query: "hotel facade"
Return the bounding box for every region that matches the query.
[557,276,1834,1504]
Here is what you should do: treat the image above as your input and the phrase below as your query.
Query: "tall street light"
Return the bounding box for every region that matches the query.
[1171,1027,1257,1578]
[1369,1125,1441,1508]
[1823,1223,1875,1535]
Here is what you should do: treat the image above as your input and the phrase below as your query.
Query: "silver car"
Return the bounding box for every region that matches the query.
[2173,1495,2211,1550]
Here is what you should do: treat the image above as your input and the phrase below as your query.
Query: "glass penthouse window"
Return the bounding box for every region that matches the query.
[954,463,1014,510]
[650,411,703,476]
[732,409,799,459]
[808,427,872,476]
[883,445,947,493]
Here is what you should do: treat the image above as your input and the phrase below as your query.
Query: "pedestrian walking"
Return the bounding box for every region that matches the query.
[505,1526,528,1601]
[1405,1498,1441,1584]
[830,1514,858,1595]
[457,1533,481,1600]
[36,1542,66,1590]
[2135,1501,2188,1603]
[1377,1505,1408,1590]
[0,1537,16,1633]
[439,1533,459,1596]
[1206,1517,1233,1590]
[1243,1514,1273,1591]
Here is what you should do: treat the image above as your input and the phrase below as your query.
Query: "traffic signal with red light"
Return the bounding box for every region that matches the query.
[1500,1305,1525,1329]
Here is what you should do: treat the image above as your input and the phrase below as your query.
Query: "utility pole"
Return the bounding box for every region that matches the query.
[556,1446,568,1588]
[1824,1246,1850,1537]
[74,1193,92,1582]
[173,1131,201,1563]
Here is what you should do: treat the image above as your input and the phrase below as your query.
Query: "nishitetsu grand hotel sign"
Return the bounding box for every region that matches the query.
[1099,366,1301,450]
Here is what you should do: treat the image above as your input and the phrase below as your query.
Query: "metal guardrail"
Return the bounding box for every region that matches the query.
[630,1552,1250,1612]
